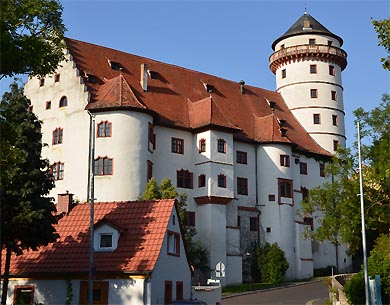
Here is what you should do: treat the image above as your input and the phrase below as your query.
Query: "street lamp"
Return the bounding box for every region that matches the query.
[245,252,252,290]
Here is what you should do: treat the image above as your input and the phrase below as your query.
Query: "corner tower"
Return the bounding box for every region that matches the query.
[269,12,347,152]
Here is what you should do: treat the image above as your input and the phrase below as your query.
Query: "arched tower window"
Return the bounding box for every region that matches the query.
[59,96,68,107]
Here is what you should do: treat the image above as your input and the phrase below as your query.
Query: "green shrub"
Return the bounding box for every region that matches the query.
[314,265,337,277]
[257,242,289,284]
[344,271,366,305]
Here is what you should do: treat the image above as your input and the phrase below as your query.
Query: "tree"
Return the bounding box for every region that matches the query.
[0,0,66,79]
[372,18,390,71]
[140,178,209,276]
[0,82,59,305]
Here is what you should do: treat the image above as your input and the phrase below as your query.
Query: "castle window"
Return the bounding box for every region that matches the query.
[147,160,153,181]
[167,231,180,256]
[250,217,258,231]
[320,163,326,177]
[309,38,316,45]
[329,65,335,76]
[301,187,309,201]
[328,40,333,46]
[39,78,45,87]
[300,162,308,175]
[148,123,156,150]
[171,138,184,154]
[333,140,339,151]
[280,154,290,167]
[97,121,112,137]
[54,73,60,82]
[46,101,51,110]
[331,90,337,101]
[51,162,64,180]
[278,178,293,198]
[199,139,206,153]
[332,115,338,126]
[95,157,113,176]
[269,194,275,201]
[198,174,206,188]
[217,139,226,153]
[310,64,317,74]
[313,114,321,124]
[281,69,286,79]
[236,150,247,164]
[303,217,314,231]
[237,177,248,195]
[310,89,318,98]
[59,96,68,107]
[177,169,193,189]
[218,174,226,188]
[52,128,63,145]
[185,211,196,227]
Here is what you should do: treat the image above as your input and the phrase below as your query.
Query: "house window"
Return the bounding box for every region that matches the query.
[94,157,113,176]
[185,211,195,227]
[97,121,111,137]
[332,115,338,126]
[333,140,339,151]
[301,187,309,201]
[310,89,318,98]
[171,138,184,154]
[237,177,248,195]
[279,178,293,198]
[147,160,153,181]
[52,127,63,145]
[198,174,206,188]
[250,217,258,231]
[269,194,275,201]
[59,96,67,107]
[148,123,156,150]
[329,65,335,76]
[100,234,113,248]
[300,162,308,175]
[218,174,226,188]
[51,162,64,180]
[266,227,271,233]
[280,154,290,167]
[79,281,109,305]
[303,217,314,231]
[176,282,184,301]
[177,169,193,189]
[309,38,316,45]
[39,78,45,87]
[217,139,226,153]
[199,139,206,153]
[237,215,241,227]
[14,285,34,305]
[236,150,247,164]
[45,101,51,110]
[320,163,326,177]
[167,231,180,256]
[310,64,317,74]
[331,90,337,101]
[281,69,286,79]
[54,73,60,82]
[313,114,321,124]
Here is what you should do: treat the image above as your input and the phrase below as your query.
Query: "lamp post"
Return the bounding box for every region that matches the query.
[245,252,252,290]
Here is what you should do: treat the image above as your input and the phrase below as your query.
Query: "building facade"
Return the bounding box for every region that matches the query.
[24,13,351,286]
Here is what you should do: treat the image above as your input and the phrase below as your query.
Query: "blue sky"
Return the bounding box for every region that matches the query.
[1,0,389,147]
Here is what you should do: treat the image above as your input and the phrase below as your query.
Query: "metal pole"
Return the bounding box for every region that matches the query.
[357,121,370,305]
[88,113,96,305]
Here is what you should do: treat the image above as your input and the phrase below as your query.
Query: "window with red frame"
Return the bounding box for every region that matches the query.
[217,138,226,153]
[199,139,206,153]
[177,169,193,189]
[218,174,226,188]
[237,177,248,195]
[94,157,113,175]
[171,137,184,154]
[176,282,184,301]
[51,162,64,180]
[52,127,63,145]
[97,121,111,137]
[14,285,34,305]
[278,178,293,198]
[280,154,290,167]
[236,150,247,164]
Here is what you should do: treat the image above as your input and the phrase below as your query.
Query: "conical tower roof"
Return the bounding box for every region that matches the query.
[272,12,343,50]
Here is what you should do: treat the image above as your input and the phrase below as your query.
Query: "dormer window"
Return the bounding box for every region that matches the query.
[109,60,122,71]
[94,223,120,252]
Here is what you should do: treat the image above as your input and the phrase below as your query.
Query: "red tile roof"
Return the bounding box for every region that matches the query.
[5,200,176,276]
[65,38,330,157]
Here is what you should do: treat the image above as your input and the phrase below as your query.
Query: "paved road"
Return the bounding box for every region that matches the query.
[222,280,329,305]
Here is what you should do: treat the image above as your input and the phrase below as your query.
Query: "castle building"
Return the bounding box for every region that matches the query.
[24,12,351,286]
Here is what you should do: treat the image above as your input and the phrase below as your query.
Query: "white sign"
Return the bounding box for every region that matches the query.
[215,262,225,278]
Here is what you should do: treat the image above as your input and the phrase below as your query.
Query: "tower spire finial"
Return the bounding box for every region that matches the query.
[304,1,308,14]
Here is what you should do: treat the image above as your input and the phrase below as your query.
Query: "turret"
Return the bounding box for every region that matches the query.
[269,12,347,153]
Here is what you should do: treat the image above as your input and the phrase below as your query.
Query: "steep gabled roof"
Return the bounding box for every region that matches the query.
[5,199,176,276]
[65,38,330,157]
[272,12,343,49]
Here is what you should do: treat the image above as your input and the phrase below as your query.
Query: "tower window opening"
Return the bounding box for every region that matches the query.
[333,140,339,151]
[313,114,321,125]
[309,38,316,45]
[329,65,335,76]
[310,65,317,74]
[331,90,337,101]
[328,40,333,46]
[282,69,286,79]
[332,115,338,126]
[310,89,318,98]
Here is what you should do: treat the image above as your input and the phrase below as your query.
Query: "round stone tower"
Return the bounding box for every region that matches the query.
[269,12,347,153]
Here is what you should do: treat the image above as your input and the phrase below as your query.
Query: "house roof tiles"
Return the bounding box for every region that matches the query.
[4,199,176,276]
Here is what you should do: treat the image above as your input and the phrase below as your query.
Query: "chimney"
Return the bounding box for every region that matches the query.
[140,63,148,92]
[57,191,74,214]
[239,80,245,94]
